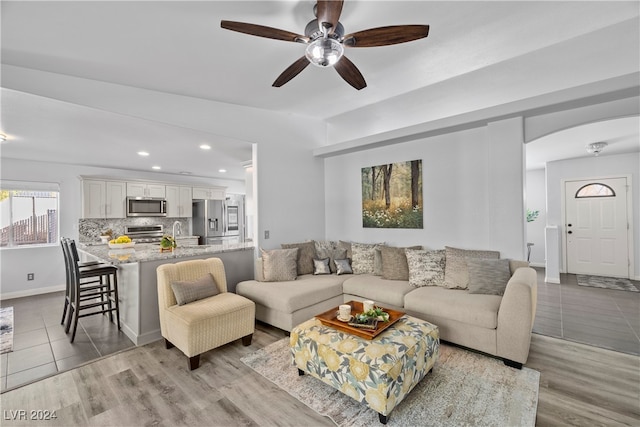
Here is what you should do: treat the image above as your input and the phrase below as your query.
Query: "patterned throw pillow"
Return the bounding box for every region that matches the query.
[467,258,511,295]
[313,258,331,275]
[380,245,422,281]
[171,273,220,306]
[281,241,316,275]
[443,246,500,289]
[351,242,381,275]
[405,249,445,287]
[335,259,353,275]
[261,248,298,282]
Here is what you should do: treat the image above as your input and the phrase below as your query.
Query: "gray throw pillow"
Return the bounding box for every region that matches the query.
[281,241,316,275]
[405,249,445,287]
[261,248,298,282]
[313,258,331,275]
[316,247,347,273]
[444,246,500,289]
[335,259,353,275]
[467,258,512,295]
[380,245,422,281]
[171,273,220,306]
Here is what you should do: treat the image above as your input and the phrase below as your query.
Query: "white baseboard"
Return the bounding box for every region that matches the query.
[544,276,561,284]
[529,262,545,268]
[0,284,65,301]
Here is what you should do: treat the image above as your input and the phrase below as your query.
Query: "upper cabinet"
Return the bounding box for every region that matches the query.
[126,183,166,198]
[192,186,226,200]
[166,185,193,217]
[82,179,126,218]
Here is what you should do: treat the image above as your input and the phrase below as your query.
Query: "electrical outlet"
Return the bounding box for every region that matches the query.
[264,230,270,239]
[27,273,34,281]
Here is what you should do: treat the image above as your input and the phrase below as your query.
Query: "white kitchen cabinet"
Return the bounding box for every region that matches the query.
[126,182,166,198]
[192,186,226,200]
[165,185,193,217]
[82,179,126,218]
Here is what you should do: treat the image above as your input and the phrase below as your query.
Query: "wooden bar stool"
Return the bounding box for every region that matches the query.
[63,239,121,343]
[60,238,106,326]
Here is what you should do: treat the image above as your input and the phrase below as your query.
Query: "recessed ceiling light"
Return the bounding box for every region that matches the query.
[0,134,6,142]
[152,166,161,170]
[179,171,192,175]
[200,144,211,150]
[138,151,150,156]
[219,169,227,173]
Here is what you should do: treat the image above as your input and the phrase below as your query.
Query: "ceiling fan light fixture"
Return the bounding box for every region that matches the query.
[586,141,608,156]
[305,37,343,67]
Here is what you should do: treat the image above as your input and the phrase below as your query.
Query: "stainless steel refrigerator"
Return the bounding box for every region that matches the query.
[192,195,245,245]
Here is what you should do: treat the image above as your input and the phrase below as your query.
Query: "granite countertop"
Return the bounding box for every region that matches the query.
[78,241,255,265]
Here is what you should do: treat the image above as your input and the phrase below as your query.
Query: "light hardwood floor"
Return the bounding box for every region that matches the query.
[0,322,638,426]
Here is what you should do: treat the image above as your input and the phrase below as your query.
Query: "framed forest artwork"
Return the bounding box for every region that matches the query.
[361,159,423,229]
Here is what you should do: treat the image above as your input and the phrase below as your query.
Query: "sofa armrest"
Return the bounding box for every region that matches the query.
[496,267,537,364]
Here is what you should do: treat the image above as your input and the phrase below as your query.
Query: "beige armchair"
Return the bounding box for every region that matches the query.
[157,258,255,370]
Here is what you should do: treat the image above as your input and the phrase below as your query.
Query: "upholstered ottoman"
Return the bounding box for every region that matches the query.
[290,315,439,424]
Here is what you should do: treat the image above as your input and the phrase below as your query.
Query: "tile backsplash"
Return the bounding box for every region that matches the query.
[79,218,191,243]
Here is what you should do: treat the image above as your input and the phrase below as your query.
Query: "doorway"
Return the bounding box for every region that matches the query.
[564,176,631,278]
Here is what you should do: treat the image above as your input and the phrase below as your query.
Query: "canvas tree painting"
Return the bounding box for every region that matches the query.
[361,159,423,228]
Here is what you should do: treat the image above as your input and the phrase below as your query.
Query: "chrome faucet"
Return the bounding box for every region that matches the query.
[172,221,182,241]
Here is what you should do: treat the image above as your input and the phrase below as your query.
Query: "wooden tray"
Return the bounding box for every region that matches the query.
[315,300,405,340]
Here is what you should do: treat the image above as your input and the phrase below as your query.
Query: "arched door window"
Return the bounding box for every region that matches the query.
[575,183,615,198]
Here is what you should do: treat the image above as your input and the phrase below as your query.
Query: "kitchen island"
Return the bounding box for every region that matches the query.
[78,242,255,346]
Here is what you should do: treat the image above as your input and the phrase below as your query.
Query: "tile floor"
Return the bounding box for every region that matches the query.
[0,291,134,392]
[532,268,640,356]
[1,269,638,393]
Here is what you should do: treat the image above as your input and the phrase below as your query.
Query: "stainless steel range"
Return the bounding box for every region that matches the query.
[125,225,164,243]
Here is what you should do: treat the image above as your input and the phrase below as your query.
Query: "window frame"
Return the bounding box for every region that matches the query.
[0,181,60,249]
[574,183,616,199]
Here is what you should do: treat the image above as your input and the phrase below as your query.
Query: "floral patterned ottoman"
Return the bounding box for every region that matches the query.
[290,315,439,424]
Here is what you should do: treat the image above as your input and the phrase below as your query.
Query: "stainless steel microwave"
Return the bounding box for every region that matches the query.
[126,197,167,217]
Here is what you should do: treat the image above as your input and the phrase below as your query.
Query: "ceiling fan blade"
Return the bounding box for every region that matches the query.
[334,56,366,90]
[316,0,344,34]
[343,25,430,47]
[272,57,311,87]
[221,20,309,43]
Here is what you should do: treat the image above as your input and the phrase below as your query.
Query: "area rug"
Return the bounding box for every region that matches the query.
[0,306,14,354]
[241,338,540,427]
[577,274,639,292]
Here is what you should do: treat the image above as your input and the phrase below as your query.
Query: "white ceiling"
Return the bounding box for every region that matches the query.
[1,1,638,180]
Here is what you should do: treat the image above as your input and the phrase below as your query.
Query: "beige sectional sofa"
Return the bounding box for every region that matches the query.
[236,242,537,368]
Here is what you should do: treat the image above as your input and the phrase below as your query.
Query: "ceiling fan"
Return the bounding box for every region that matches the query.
[221,0,429,90]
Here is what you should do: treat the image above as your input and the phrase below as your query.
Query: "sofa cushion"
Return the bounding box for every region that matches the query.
[171,273,220,306]
[380,245,422,280]
[313,258,331,275]
[443,246,500,289]
[261,248,298,282]
[282,241,316,275]
[335,259,353,275]
[351,242,383,275]
[467,258,511,295]
[342,274,415,307]
[404,286,502,329]
[236,274,348,313]
[405,249,445,287]
[316,247,347,273]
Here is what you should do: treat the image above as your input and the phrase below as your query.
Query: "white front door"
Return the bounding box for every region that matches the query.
[565,177,629,278]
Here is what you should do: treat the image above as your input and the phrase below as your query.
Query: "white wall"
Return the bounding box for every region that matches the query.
[546,152,640,279]
[324,121,526,260]
[525,169,547,266]
[0,158,246,298]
